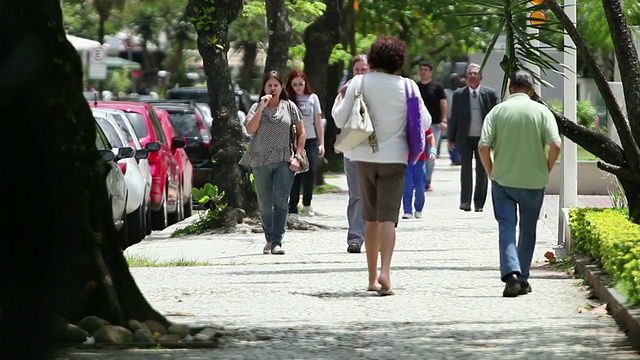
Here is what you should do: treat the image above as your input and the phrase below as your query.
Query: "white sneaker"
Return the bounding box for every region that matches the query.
[263,242,272,254]
[302,205,315,216]
[414,211,422,219]
[402,213,413,219]
[271,245,285,255]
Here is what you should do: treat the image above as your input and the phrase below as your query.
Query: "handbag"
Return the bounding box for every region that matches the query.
[334,75,378,153]
[289,103,310,174]
[405,78,426,164]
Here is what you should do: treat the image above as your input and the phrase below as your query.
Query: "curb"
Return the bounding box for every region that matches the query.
[573,254,640,349]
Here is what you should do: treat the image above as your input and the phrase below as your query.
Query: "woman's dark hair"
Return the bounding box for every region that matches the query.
[367,36,407,74]
[285,69,313,106]
[259,70,288,101]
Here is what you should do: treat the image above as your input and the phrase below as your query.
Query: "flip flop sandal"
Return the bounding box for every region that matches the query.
[377,287,395,296]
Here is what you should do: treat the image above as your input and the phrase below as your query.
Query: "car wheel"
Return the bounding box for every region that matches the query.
[145,199,152,235]
[127,205,144,245]
[168,184,183,225]
[151,191,168,230]
[184,191,193,218]
[118,211,129,250]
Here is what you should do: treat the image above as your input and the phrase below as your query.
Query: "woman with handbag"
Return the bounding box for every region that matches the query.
[332,36,431,295]
[239,70,307,255]
[285,70,325,220]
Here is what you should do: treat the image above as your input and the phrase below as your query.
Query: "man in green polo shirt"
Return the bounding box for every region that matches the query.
[478,70,562,297]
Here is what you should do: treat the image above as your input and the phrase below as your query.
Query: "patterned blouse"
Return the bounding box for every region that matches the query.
[239,99,302,168]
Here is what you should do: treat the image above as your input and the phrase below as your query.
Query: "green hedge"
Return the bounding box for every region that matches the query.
[569,207,640,306]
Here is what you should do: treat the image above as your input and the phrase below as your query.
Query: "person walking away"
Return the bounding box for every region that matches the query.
[416,61,447,191]
[444,73,461,165]
[402,127,436,219]
[333,36,431,295]
[286,70,325,219]
[478,70,561,297]
[239,70,306,255]
[336,54,369,253]
[447,63,499,212]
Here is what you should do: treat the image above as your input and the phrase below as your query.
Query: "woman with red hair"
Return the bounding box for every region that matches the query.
[285,70,325,220]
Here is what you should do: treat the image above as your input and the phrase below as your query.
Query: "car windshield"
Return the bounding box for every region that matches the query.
[95,117,126,148]
[109,113,138,145]
[167,113,200,138]
[124,112,148,138]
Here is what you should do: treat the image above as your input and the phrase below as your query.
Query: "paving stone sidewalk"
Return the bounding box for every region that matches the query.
[56,157,639,359]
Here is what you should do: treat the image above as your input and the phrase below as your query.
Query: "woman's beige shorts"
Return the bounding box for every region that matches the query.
[355,161,406,223]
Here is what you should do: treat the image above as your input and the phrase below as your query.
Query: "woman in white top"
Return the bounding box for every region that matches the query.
[285,70,325,219]
[332,36,431,295]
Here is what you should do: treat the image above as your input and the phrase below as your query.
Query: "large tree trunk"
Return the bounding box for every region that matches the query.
[0,2,167,358]
[239,41,257,92]
[264,0,292,76]
[303,0,342,185]
[544,0,640,223]
[187,0,256,213]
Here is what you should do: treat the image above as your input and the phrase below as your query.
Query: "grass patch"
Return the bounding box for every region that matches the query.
[126,254,212,267]
[313,183,344,194]
[547,145,599,161]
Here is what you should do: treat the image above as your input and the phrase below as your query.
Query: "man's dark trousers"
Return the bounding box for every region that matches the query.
[459,136,487,209]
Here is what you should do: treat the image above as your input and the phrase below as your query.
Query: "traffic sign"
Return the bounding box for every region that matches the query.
[90,46,106,63]
[123,36,135,51]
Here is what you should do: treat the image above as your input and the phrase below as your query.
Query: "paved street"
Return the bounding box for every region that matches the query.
[57,157,639,359]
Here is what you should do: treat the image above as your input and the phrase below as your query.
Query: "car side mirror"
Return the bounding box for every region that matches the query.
[99,150,115,162]
[135,149,149,160]
[145,141,161,152]
[171,136,187,149]
[117,147,135,159]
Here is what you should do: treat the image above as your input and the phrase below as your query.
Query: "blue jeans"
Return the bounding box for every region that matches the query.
[426,124,440,186]
[289,138,319,213]
[491,181,545,282]
[449,146,461,164]
[252,162,296,246]
[403,159,426,214]
[344,157,365,246]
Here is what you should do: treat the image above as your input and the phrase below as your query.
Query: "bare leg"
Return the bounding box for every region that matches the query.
[377,221,396,291]
[364,221,380,291]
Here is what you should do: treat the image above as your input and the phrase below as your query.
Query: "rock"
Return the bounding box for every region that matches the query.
[168,324,191,339]
[157,334,181,343]
[57,323,89,344]
[128,319,149,333]
[92,325,133,343]
[77,315,110,334]
[143,320,167,336]
[132,328,155,343]
[193,327,218,342]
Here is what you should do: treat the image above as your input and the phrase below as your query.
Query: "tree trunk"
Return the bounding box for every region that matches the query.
[187,0,256,213]
[0,2,168,358]
[264,0,292,76]
[545,0,640,223]
[239,41,258,92]
[304,0,342,185]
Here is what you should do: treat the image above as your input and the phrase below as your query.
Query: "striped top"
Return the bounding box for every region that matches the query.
[239,99,302,168]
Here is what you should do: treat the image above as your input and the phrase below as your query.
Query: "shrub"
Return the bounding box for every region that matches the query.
[569,207,640,306]
[545,99,597,129]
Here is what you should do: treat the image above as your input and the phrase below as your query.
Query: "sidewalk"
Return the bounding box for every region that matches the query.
[58,156,639,359]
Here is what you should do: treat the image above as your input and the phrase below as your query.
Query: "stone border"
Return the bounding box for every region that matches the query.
[572,256,640,349]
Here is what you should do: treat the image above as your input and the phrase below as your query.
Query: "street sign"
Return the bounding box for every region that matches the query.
[88,45,107,80]
[123,36,135,51]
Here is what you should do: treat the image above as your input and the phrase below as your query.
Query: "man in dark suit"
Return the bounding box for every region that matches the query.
[447,63,499,212]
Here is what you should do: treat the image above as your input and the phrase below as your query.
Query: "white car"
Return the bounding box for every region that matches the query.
[92,108,153,237]
[94,114,150,248]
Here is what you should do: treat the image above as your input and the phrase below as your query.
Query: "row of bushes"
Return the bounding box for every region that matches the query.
[569,207,640,306]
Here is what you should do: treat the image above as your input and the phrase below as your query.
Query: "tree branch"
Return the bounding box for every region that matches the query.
[597,160,640,182]
[544,0,640,171]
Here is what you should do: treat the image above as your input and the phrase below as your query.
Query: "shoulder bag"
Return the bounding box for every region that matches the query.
[334,75,378,153]
[289,101,310,173]
[405,78,426,164]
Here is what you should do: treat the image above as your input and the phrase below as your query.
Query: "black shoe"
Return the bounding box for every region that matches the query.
[475,208,483,212]
[460,203,471,211]
[519,281,532,295]
[347,242,361,253]
[502,273,522,297]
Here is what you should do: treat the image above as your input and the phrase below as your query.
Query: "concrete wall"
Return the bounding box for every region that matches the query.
[546,161,616,195]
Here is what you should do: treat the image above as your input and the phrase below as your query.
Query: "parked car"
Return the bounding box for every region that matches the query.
[91,108,153,235]
[90,101,185,230]
[92,109,152,245]
[95,121,131,248]
[139,100,213,190]
[154,108,194,219]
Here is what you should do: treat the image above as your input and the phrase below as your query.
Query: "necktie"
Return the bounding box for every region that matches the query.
[472,90,477,98]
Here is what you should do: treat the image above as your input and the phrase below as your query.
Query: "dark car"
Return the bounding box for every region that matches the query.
[166,86,252,117]
[140,100,213,190]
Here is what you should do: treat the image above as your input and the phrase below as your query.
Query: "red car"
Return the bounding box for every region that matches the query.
[91,101,185,230]
[154,108,194,219]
